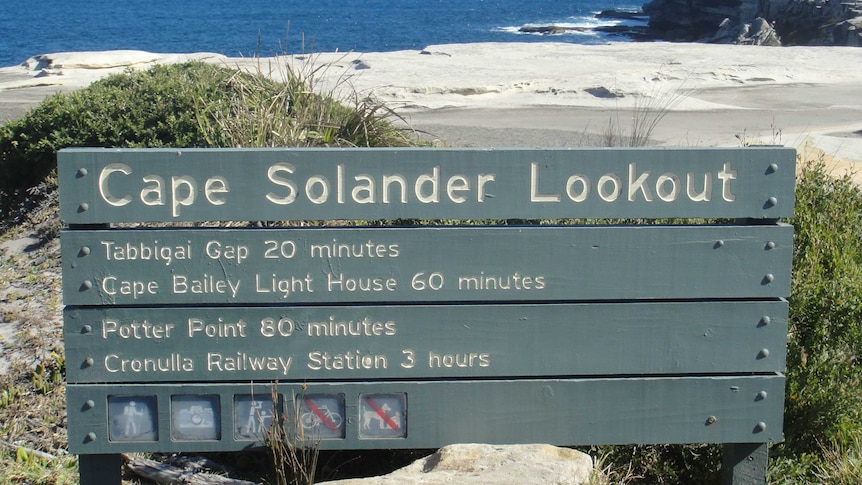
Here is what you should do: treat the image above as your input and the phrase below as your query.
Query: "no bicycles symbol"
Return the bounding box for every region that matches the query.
[298,394,345,439]
[359,393,407,439]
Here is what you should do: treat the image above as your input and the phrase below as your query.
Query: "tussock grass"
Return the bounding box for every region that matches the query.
[200,54,415,148]
[265,387,320,485]
[600,82,693,147]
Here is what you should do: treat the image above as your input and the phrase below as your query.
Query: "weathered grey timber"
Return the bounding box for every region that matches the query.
[59,147,794,485]
[61,225,792,305]
[58,147,795,223]
[66,376,784,454]
[64,301,787,382]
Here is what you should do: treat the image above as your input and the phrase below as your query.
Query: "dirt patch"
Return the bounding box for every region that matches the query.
[0,192,66,458]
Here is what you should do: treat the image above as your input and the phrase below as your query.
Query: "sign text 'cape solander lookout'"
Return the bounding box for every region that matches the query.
[61,147,791,223]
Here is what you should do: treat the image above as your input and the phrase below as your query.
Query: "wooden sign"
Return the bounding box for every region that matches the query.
[64,300,787,383]
[58,147,796,223]
[60,147,794,485]
[61,225,792,305]
[67,375,785,453]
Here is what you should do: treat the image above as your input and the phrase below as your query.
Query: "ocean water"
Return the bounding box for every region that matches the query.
[0,0,645,68]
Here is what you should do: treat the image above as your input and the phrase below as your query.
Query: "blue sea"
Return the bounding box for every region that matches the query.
[0,0,646,68]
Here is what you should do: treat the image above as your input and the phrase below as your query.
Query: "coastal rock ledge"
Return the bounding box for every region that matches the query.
[320,444,594,485]
[643,0,862,46]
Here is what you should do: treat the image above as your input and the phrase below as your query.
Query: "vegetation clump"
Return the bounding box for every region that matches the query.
[0,60,413,225]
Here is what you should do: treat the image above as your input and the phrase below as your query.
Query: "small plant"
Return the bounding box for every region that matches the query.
[199,54,414,148]
[814,432,862,484]
[588,450,641,484]
[264,386,321,485]
[31,352,64,395]
[0,447,78,485]
[0,384,21,408]
[600,81,692,147]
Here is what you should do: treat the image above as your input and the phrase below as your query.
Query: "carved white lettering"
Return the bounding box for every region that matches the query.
[530,162,560,202]
[172,274,240,298]
[264,163,496,205]
[528,162,736,204]
[718,162,737,202]
[102,319,175,339]
[307,350,388,370]
[101,239,191,266]
[255,273,314,298]
[265,162,298,205]
[656,173,681,202]
[188,317,248,338]
[101,276,159,299]
[327,273,397,292]
[98,163,133,206]
[205,240,249,264]
[429,351,491,368]
[104,353,193,373]
[207,352,293,376]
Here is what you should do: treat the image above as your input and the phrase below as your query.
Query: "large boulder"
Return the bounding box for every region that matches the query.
[644,0,862,46]
[831,16,862,47]
[643,0,750,42]
[320,443,594,485]
[708,16,782,45]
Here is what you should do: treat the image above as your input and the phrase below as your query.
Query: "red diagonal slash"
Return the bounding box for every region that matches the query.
[303,398,338,431]
[364,396,399,430]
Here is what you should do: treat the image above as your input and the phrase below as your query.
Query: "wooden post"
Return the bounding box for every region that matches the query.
[722,443,768,485]
[79,453,122,485]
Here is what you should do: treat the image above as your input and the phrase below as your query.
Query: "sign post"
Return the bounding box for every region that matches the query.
[60,147,795,484]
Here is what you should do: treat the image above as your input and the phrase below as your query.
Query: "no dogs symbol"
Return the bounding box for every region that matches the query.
[358,393,407,439]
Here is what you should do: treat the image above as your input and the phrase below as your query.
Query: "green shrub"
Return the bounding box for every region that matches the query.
[766,160,862,481]
[0,60,414,223]
[0,63,234,209]
[784,161,862,451]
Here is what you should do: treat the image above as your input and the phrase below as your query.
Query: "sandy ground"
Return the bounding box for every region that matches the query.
[1,43,861,171]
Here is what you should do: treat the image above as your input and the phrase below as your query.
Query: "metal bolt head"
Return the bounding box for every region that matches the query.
[707,416,717,425]
[85,432,97,442]
[81,325,92,334]
[755,422,767,432]
[76,168,89,177]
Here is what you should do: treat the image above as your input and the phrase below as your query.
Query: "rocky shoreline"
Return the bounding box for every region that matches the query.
[644,0,862,46]
[522,1,862,46]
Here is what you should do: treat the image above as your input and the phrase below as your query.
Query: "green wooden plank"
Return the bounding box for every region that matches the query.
[64,301,787,383]
[78,455,122,485]
[61,225,792,305]
[58,147,796,223]
[723,443,768,485]
[66,375,785,454]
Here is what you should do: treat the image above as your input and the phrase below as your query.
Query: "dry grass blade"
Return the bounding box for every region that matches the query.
[601,81,693,147]
[264,386,321,485]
